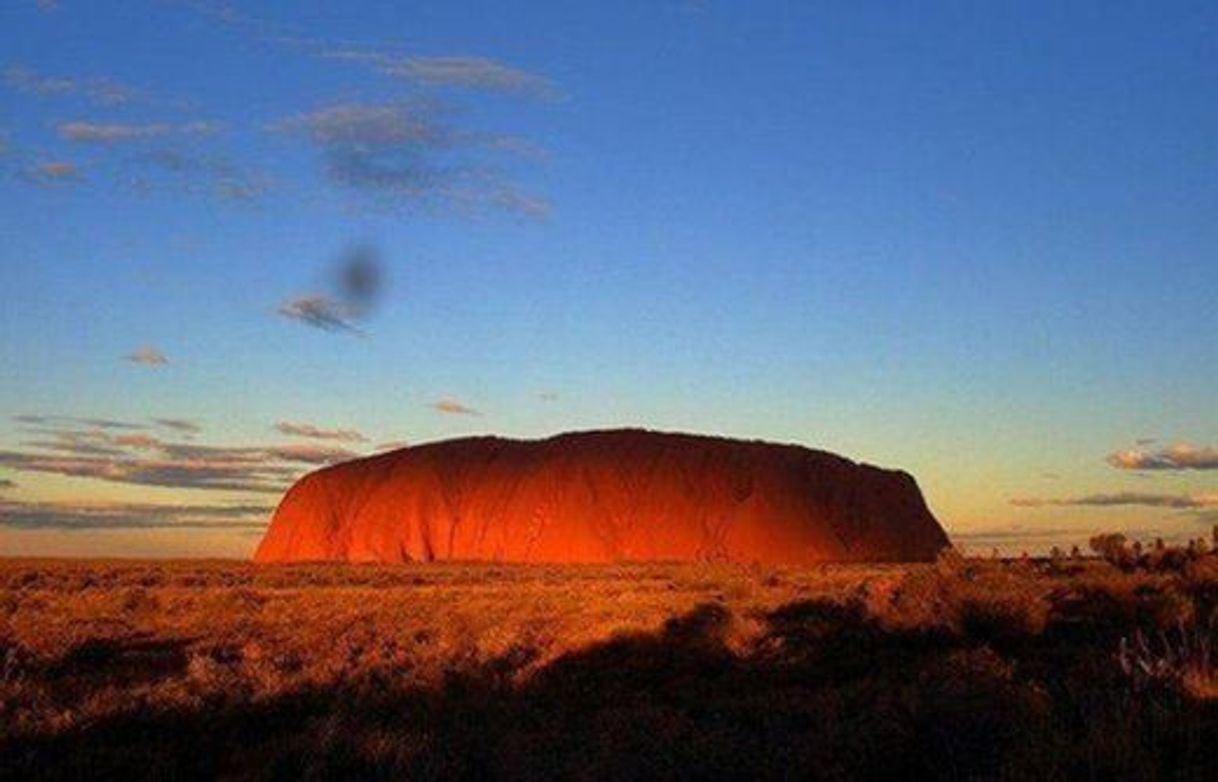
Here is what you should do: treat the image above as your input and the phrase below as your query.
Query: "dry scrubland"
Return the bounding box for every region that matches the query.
[3,552,1218,780]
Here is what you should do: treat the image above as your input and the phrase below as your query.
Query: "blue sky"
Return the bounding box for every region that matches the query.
[1,0,1216,557]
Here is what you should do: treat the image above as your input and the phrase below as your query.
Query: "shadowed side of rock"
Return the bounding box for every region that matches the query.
[254,429,949,564]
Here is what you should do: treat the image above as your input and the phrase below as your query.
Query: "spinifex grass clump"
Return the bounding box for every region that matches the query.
[1118,621,1218,699]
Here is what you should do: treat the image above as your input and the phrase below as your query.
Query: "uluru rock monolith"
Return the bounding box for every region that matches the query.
[254,429,949,565]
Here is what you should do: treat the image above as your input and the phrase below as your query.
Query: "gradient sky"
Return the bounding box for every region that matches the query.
[1,0,1216,558]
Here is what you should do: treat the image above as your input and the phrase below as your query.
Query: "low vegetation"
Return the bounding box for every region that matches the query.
[2,543,1218,779]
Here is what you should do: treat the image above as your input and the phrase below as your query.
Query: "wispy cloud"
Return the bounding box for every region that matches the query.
[20,428,132,457]
[277,294,360,332]
[176,1,560,99]
[153,418,201,434]
[0,499,270,530]
[269,101,449,146]
[14,414,142,430]
[153,440,357,466]
[431,397,480,416]
[264,443,360,464]
[112,433,163,450]
[275,421,366,443]
[9,112,254,204]
[174,0,276,34]
[58,120,223,144]
[326,52,560,99]
[36,160,79,178]
[1011,492,1218,510]
[0,449,295,493]
[169,3,554,216]
[0,417,363,494]
[16,414,201,435]
[3,65,141,106]
[133,148,270,202]
[125,345,168,366]
[1107,443,1218,471]
[25,160,82,184]
[0,443,352,494]
[35,0,60,12]
[269,100,548,216]
[391,55,559,98]
[489,190,552,219]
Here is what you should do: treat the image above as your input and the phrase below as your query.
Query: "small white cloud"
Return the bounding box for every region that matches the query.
[30,160,81,182]
[386,55,560,98]
[58,120,223,144]
[327,52,560,99]
[276,294,360,332]
[265,443,359,465]
[275,420,366,443]
[1107,442,1218,471]
[431,397,479,416]
[111,433,162,450]
[125,345,168,366]
[153,417,201,433]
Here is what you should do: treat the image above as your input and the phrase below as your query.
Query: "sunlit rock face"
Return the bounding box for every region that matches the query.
[254,429,949,565]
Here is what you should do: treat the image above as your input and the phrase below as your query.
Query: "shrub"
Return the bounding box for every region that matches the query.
[1118,623,1217,699]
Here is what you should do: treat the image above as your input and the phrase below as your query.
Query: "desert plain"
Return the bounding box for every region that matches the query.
[3,549,1218,780]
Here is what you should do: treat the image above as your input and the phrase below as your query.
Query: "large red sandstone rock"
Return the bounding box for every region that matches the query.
[254,429,948,564]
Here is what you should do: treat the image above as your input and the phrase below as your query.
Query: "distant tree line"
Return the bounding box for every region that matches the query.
[1061,525,1218,573]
